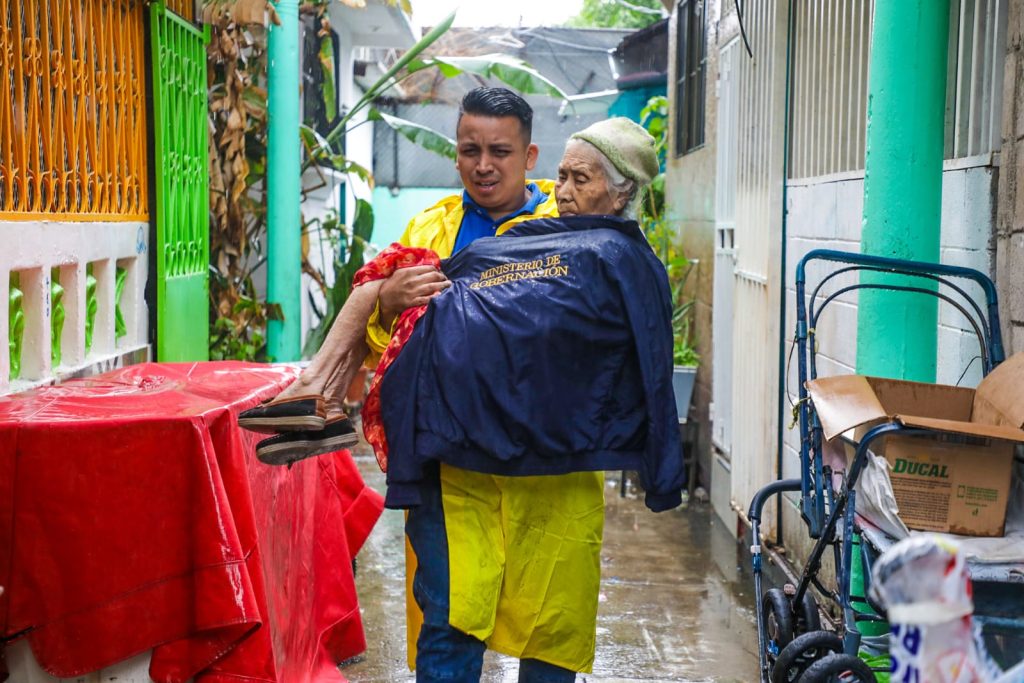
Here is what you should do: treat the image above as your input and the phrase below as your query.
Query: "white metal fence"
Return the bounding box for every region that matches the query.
[948,0,1007,159]
[712,38,740,459]
[788,0,873,180]
[727,0,790,535]
[788,0,1007,181]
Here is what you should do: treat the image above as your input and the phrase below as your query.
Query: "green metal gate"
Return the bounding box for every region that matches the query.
[150,2,209,361]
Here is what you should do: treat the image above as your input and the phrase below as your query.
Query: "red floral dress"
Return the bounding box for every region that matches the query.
[354,243,441,472]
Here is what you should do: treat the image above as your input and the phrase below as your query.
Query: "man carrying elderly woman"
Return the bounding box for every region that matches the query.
[239,87,685,682]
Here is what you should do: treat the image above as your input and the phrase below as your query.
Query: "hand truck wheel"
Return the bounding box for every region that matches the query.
[771,630,842,683]
[798,653,876,682]
[763,588,795,660]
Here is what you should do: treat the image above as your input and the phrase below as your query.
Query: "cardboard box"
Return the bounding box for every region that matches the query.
[807,353,1024,537]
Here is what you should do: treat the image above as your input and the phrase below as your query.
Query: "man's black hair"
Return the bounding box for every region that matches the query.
[457,87,533,142]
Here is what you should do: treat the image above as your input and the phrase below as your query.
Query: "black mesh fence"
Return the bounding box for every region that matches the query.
[373,101,620,188]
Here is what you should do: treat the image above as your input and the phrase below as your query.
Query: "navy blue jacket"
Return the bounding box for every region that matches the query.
[379,216,685,512]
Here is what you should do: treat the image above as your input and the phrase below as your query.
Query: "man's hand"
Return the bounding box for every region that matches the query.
[379,265,450,330]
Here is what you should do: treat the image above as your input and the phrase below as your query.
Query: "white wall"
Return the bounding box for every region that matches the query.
[298,21,380,353]
[779,159,998,553]
[0,221,150,395]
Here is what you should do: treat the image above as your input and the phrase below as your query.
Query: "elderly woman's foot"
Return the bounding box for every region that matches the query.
[274,365,329,401]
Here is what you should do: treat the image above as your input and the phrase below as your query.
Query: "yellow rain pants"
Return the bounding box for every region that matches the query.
[403,468,605,673]
[444,466,605,671]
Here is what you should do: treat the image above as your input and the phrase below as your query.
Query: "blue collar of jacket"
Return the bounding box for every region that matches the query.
[453,183,548,254]
[460,183,546,225]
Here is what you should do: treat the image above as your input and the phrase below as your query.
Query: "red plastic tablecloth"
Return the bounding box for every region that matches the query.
[0,362,384,682]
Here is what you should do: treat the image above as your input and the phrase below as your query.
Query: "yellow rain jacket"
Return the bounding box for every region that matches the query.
[366,181,605,673]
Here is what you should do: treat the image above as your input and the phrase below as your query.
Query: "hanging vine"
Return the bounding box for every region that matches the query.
[203,0,368,361]
[205,2,275,361]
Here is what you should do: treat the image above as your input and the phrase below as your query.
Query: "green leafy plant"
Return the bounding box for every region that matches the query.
[297,12,569,352]
[669,259,699,367]
[9,273,24,379]
[114,266,128,341]
[210,314,266,361]
[305,14,567,167]
[638,94,699,367]
[566,0,665,29]
[50,269,65,366]
[302,200,374,357]
[205,5,569,360]
[85,269,97,353]
[206,2,276,362]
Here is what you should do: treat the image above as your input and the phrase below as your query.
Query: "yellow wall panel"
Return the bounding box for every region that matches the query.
[0,0,150,221]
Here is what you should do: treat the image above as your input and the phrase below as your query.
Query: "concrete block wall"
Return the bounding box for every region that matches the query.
[779,162,998,560]
[996,0,1024,356]
[940,163,998,384]
[1,221,150,395]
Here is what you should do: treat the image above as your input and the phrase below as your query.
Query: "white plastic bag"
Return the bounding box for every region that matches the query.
[854,448,911,540]
[870,536,1002,683]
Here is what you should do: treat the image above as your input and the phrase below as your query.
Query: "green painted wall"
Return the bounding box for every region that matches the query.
[266,0,302,362]
[370,187,457,247]
[856,0,950,381]
[609,85,667,123]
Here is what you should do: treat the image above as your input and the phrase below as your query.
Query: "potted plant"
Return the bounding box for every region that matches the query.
[667,257,699,418]
[638,195,700,418]
[638,95,699,418]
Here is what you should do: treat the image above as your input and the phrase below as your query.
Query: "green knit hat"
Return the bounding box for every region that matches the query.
[570,117,660,185]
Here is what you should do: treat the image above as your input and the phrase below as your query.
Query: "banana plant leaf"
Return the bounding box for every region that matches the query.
[319,35,337,123]
[426,54,567,100]
[368,109,456,160]
[301,124,375,184]
[326,11,456,144]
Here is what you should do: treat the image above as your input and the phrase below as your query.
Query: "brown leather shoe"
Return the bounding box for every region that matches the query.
[238,394,326,433]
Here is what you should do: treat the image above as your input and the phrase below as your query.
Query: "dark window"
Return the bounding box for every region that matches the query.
[302,18,341,143]
[675,0,706,157]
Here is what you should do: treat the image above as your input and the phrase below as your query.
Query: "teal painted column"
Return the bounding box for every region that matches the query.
[856,0,950,381]
[266,0,302,361]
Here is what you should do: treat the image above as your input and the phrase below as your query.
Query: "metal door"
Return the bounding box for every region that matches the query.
[150,2,209,361]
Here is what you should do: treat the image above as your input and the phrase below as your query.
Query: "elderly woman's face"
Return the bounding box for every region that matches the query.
[555,143,627,217]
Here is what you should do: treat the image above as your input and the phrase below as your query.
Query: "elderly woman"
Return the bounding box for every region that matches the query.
[240,116,659,459]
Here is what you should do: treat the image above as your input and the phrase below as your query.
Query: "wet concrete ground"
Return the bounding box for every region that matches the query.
[342,442,759,683]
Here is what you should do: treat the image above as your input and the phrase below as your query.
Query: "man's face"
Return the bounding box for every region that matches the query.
[455,114,539,219]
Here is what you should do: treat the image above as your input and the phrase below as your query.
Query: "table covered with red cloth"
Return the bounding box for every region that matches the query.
[0,361,384,682]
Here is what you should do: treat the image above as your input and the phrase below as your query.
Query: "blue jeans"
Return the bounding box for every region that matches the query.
[405,468,577,683]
